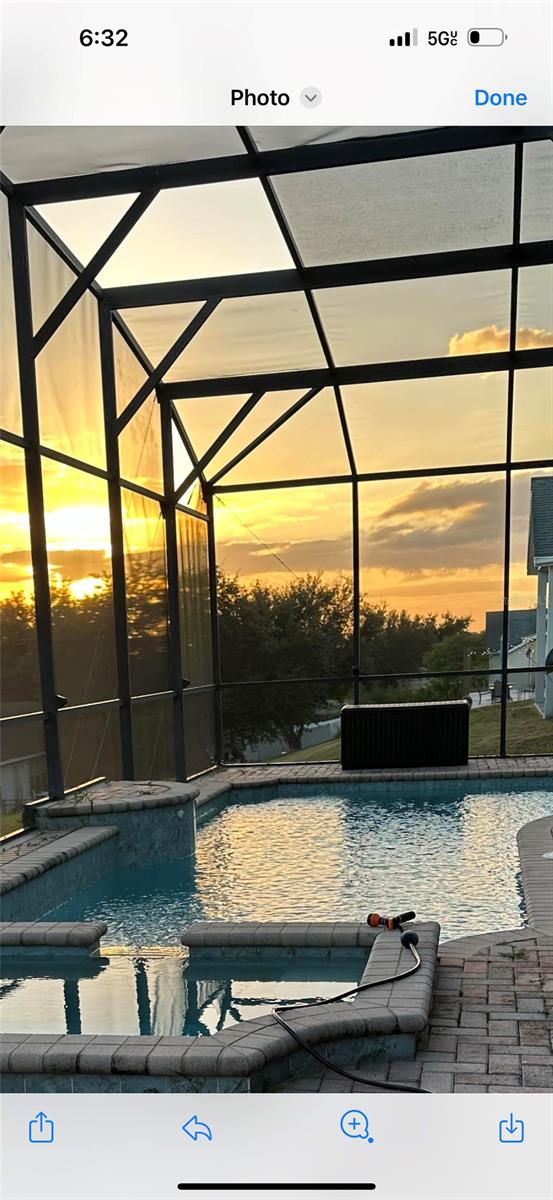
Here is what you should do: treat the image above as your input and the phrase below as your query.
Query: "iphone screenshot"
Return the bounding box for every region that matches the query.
[0,2,552,1198]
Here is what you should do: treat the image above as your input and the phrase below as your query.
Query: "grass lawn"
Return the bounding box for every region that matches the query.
[275,701,553,763]
[0,810,24,838]
[469,700,553,756]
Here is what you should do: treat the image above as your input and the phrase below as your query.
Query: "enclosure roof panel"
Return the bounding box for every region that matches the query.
[248,126,431,151]
[168,293,327,381]
[97,180,294,285]
[0,126,244,182]
[121,293,326,382]
[272,145,515,265]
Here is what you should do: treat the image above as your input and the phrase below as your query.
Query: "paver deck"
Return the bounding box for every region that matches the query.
[271,928,553,1093]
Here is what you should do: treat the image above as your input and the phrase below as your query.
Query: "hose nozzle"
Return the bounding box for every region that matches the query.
[367,909,416,930]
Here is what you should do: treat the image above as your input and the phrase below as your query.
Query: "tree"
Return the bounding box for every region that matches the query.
[218,572,352,755]
[360,602,470,678]
[421,630,488,699]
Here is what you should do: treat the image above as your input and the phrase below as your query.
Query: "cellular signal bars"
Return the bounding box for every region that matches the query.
[389,29,418,47]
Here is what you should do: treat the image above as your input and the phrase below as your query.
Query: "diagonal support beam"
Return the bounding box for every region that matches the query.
[174,391,265,503]
[25,203,156,378]
[116,297,221,433]
[32,190,158,357]
[209,386,322,485]
[334,384,356,476]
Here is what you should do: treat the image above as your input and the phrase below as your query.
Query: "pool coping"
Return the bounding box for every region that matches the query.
[191,758,553,813]
[0,826,119,896]
[27,779,199,821]
[0,921,439,1092]
[517,815,553,937]
[0,921,108,955]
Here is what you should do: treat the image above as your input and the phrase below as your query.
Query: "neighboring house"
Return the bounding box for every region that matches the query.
[527,476,553,717]
[485,608,536,654]
[488,634,537,690]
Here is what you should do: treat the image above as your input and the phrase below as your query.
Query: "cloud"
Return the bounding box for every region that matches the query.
[44,549,109,580]
[217,534,352,577]
[217,477,511,579]
[448,324,553,356]
[362,476,505,572]
[381,478,487,520]
[0,561,33,586]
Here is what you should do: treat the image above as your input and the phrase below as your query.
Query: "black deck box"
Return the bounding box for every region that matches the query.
[341,700,470,769]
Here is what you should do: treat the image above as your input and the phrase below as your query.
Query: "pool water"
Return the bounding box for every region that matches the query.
[0,955,362,1037]
[41,778,553,944]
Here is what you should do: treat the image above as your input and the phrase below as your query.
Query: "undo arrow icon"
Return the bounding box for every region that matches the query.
[182,1115,213,1142]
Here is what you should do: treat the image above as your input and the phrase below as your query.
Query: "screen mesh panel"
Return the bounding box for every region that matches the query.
[1,194,22,434]
[218,388,350,483]
[100,179,293,285]
[272,145,514,265]
[343,374,508,473]
[316,270,511,364]
[0,126,244,182]
[521,140,553,243]
[166,293,326,381]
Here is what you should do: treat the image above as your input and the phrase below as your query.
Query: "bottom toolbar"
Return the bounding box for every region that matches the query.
[2,1094,551,1199]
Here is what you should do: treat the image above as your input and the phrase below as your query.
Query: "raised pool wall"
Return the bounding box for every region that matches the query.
[30,781,198,868]
[0,920,440,1092]
[0,828,119,923]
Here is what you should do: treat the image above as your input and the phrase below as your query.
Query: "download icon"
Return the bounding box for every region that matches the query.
[499,1114,524,1143]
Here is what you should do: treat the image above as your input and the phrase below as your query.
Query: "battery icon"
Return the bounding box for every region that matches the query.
[468,28,507,46]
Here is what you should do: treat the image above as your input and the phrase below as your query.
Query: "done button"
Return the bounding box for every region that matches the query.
[475,89,527,106]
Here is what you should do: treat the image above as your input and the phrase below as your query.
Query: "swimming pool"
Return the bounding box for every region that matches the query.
[39,777,553,944]
[0,953,363,1037]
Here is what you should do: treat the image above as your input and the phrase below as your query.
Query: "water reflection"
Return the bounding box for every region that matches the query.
[40,784,553,943]
[0,955,361,1038]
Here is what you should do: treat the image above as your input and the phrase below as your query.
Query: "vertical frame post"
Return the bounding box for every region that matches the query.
[8,199,64,799]
[352,479,361,705]
[159,387,188,780]
[499,142,523,758]
[98,301,134,777]
[205,489,224,762]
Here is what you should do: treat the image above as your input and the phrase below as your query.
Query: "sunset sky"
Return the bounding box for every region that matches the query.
[1,134,552,630]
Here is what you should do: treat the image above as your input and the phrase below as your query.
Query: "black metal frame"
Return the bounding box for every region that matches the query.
[1,124,552,797]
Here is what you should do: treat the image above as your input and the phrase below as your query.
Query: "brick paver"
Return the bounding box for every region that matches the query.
[271,930,553,1093]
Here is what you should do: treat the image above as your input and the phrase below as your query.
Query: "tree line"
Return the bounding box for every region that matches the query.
[1,570,487,760]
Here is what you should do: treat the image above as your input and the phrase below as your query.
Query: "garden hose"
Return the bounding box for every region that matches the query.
[272,911,431,1094]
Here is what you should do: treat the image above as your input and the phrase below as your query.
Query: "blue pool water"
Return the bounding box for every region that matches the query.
[40,777,553,944]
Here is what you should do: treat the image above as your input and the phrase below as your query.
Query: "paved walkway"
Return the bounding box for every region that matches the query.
[271,928,553,1093]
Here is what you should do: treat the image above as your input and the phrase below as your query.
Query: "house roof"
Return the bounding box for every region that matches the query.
[528,476,553,573]
[485,608,536,653]
[508,635,537,655]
